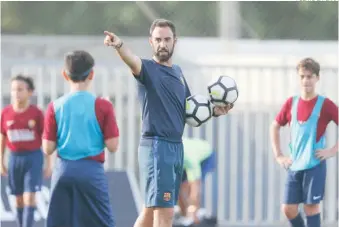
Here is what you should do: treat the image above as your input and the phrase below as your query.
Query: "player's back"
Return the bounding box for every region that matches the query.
[47,91,115,227]
[53,91,104,160]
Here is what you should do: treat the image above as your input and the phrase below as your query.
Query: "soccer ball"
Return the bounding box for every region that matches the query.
[207,75,238,106]
[185,94,213,127]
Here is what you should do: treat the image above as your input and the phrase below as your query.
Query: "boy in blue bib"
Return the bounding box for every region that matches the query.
[270,58,338,227]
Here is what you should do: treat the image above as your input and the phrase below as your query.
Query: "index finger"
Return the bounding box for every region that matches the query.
[104,31,114,37]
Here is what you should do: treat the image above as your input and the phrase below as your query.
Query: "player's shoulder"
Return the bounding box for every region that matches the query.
[1,105,13,115]
[172,63,183,72]
[140,58,155,66]
[52,94,72,109]
[282,96,294,106]
[322,96,338,108]
[95,97,114,110]
[29,104,43,113]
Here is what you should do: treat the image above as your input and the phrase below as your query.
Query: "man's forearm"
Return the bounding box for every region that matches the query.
[115,43,141,75]
[270,122,282,158]
[44,152,53,167]
[0,136,6,165]
[42,140,56,155]
[331,142,338,154]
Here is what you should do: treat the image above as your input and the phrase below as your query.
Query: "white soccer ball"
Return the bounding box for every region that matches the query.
[185,94,213,127]
[207,75,239,106]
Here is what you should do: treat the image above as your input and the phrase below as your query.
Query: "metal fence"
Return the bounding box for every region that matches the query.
[1,63,338,226]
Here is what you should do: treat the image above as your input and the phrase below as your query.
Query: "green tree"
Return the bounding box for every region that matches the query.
[1,1,337,40]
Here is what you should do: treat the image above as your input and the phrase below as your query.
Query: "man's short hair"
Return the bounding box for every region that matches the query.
[297,58,320,77]
[64,50,95,82]
[149,18,176,37]
[11,74,35,91]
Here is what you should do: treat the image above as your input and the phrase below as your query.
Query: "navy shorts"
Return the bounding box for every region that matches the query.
[284,161,326,205]
[8,149,43,195]
[47,158,115,227]
[138,138,184,208]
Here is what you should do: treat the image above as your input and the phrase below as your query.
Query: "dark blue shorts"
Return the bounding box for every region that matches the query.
[47,158,115,227]
[284,161,326,205]
[138,138,184,208]
[8,149,43,195]
[182,151,216,182]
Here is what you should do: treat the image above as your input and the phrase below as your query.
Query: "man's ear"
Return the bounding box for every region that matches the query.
[88,69,94,80]
[62,70,70,81]
[149,37,153,47]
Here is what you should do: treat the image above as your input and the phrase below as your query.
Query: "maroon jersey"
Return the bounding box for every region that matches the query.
[43,98,119,163]
[275,96,338,141]
[1,105,44,152]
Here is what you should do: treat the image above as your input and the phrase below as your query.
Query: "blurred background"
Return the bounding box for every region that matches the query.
[1,1,338,227]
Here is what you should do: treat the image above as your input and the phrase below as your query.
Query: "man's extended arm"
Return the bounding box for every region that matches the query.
[104,31,142,76]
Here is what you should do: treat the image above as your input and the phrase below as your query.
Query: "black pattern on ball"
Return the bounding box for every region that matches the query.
[186,95,212,127]
[207,75,239,105]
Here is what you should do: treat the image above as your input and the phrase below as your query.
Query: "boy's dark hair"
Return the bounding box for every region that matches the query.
[11,74,35,91]
[149,18,176,38]
[297,58,320,77]
[64,50,95,82]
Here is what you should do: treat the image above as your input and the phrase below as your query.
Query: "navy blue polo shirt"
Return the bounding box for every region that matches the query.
[134,59,191,142]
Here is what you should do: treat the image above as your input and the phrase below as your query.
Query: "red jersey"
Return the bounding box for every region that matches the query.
[1,105,44,152]
[43,97,119,163]
[275,96,338,141]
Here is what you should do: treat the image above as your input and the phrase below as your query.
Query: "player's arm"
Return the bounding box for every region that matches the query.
[270,98,293,168]
[316,99,339,159]
[42,103,57,155]
[0,111,7,175]
[328,100,339,155]
[104,31,142,76]
[270,121,283,157]
[38,109,53,176]
[0,133,6,176]
[99,99,119,153]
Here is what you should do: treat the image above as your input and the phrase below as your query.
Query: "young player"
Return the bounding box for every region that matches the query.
[176,137,216,226]
[103,19,232,227]
[42,50,119,227]
[270,58,338,227]
[0,75,53,227]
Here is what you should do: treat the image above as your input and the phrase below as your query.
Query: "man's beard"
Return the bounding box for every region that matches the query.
[154,47,174,62]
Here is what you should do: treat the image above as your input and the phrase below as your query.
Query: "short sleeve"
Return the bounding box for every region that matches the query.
[37,108,45,136]
[0,109,6,136]
[95,98,119,140]
[133,59,153,86]
[275,97,293,126]
[324,98,338,125]
[42,102,57,141]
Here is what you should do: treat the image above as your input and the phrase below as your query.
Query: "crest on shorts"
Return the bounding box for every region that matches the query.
[163,192,171,202]
[28,119,36,128]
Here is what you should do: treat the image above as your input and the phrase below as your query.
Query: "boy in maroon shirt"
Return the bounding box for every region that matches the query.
[1,75,53,227]
[270,58,338,227]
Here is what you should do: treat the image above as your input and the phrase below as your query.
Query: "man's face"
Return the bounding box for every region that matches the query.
[11,80,32,104]
[149,26,176,62]
[298,67,319,94]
